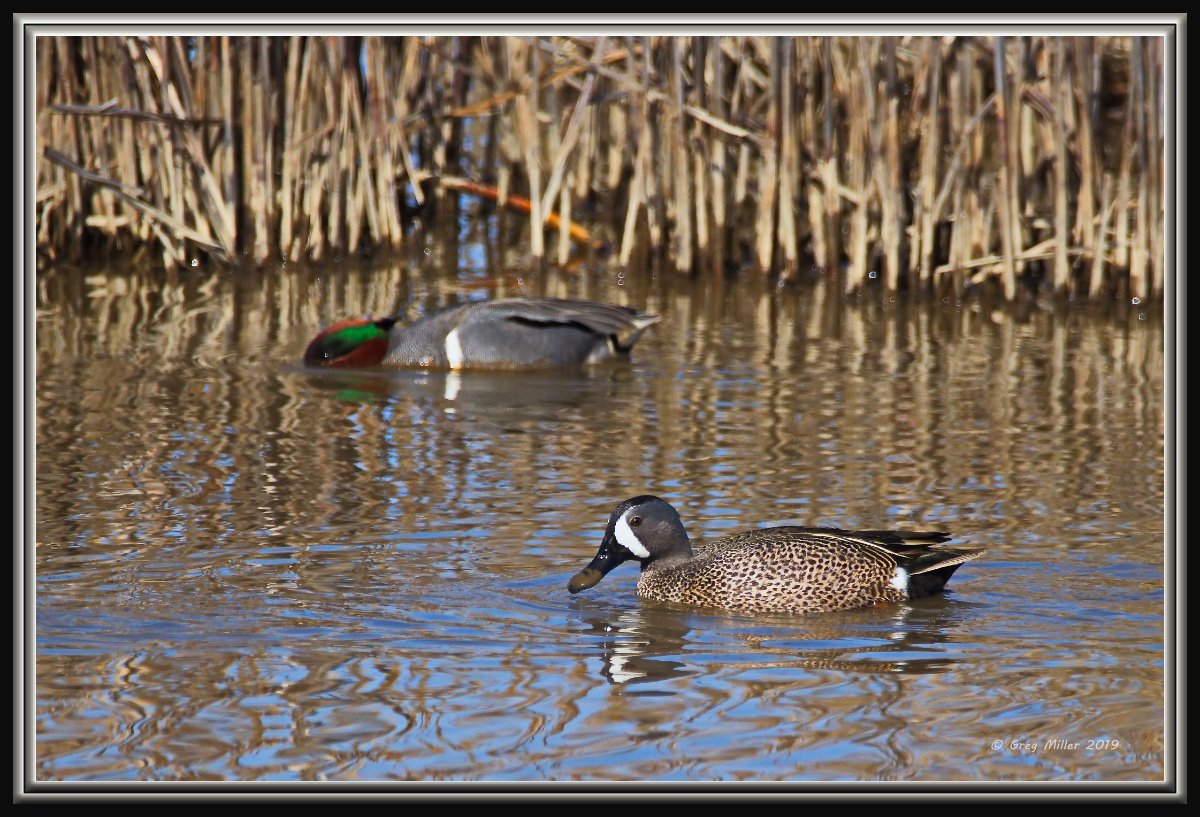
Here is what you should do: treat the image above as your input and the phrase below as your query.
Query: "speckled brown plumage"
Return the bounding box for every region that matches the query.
[638,528,959,613]
[568,496,986,615]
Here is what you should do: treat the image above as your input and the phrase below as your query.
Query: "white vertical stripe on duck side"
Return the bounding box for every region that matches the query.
[445,328,464,370]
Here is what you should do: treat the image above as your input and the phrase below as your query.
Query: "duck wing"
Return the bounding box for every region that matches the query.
[476,298,660,347]
[787,526,985,572]
[706,526,984,576]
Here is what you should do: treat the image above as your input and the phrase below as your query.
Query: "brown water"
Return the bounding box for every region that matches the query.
[32,258,1167,782]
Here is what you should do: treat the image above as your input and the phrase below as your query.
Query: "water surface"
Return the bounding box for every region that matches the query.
[33,259,1166,781]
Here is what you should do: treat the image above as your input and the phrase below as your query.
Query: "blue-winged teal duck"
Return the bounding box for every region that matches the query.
[304,298,660,370]
[568,496,985,614]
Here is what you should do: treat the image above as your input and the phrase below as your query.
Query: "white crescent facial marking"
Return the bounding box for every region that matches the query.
[891,567,910,594]
[615,514,650,558]
[445,328,464,370]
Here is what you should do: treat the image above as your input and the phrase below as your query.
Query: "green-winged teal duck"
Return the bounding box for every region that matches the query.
[303,298,660,370]
[568,496,985,614]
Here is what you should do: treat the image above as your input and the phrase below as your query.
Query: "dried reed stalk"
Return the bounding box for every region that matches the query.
[34,34,1162,301]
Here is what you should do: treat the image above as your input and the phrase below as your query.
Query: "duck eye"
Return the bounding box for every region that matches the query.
[629,516,643,527]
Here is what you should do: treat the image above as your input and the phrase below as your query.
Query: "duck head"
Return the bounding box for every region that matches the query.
[303,317,397,368]
[568,495,692,594]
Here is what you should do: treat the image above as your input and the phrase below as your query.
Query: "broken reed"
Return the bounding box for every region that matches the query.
[35,35,1165,300]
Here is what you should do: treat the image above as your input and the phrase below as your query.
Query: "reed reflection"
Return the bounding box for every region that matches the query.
[35,260,1165,781]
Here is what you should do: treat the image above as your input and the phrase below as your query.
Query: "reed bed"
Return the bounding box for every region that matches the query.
[35,35,1165,300]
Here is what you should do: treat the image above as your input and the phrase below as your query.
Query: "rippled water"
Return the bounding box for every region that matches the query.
[33,259,1167,781]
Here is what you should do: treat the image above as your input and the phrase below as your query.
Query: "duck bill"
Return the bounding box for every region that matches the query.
[568,533,628,594]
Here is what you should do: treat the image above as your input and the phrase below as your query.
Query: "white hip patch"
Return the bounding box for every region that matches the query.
[445,328,465,370]
[891,567,910,595]
[615,515,650,558]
